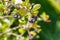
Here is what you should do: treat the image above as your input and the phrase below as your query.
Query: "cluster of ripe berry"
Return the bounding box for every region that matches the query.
[0,0,51,40]
[3,0,38,24]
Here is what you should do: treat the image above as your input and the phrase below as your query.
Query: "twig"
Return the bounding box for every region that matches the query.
[0,25,20,36]
[0,16,12,19]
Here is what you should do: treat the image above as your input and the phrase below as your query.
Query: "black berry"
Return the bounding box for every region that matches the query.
[17,15,21,19]
[29,16,37,23]
[13,14,21,19]
[13,14,18,18]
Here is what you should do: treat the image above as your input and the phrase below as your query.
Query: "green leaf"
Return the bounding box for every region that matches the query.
[0,3,4,12]
[18,28,25,34]
[31,4,41,12]
[25,0,30,3]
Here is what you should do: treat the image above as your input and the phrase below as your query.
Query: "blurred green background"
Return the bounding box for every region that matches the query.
[30,0,60,40]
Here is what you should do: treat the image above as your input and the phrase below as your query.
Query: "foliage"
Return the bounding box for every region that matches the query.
[0,0,59,40]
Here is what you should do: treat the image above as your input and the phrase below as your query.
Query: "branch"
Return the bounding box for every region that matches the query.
[0,25,20,36]
[0,16,12,19]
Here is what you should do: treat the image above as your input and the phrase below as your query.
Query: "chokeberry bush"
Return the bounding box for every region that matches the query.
[0,0,54,40]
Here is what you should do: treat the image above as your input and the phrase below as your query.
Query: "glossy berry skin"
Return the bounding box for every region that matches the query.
[13,14,21,19]
[13,14,18,18]
[17,15,21,19]
[29,16,37,23]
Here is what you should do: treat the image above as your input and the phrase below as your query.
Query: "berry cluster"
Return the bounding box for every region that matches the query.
[0,0,51,40]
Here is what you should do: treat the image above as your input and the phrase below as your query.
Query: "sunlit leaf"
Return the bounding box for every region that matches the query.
[25,0,30,3]
[18,28,25,34]
[33,23,41,29]
[32,10,39,16]
[30,31,37,36]
[31,4,41,12]
[40,12,49,21]
[0,3,4,12]
[18,8,27,16]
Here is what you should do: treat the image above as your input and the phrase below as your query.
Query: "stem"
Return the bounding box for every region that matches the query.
[0,25,20,36]
[0,16,12,19]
